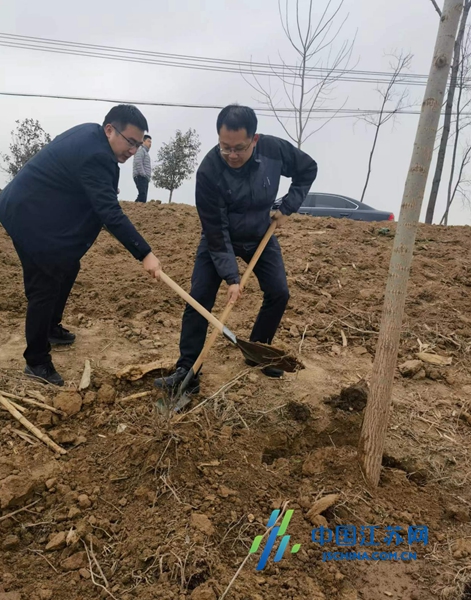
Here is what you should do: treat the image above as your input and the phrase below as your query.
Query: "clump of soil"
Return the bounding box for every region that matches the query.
[325,381,369,412]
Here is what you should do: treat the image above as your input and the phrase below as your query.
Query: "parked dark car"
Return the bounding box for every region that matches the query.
[274,192,394,222]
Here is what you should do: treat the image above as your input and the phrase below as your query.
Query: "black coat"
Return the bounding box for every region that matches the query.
[195,134,318,284]
[0,123,151,267]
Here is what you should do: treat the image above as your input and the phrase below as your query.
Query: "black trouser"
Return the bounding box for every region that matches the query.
[14,244,80,366]
[134,176,149,203]
[177,236,290,370]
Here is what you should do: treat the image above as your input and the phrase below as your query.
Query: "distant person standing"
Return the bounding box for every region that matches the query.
[133,135,152,203]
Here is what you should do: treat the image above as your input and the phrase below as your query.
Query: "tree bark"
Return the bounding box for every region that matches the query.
[169,189,173,203]
[425,1,470,224]
[358,0,463,487]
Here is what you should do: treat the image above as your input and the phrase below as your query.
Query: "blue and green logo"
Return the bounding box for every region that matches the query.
[249,509,301,571]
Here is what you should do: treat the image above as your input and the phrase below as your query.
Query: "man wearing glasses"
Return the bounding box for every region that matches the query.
[0,104,161,386]
[155,104,317,394]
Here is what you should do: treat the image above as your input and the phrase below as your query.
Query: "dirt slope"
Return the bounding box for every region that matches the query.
[1,202,471,600]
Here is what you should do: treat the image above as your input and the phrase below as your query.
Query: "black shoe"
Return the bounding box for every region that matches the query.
[245,358,284,379]
[154,367,200,394]
[49,324,76,346]
[25,362,64,386]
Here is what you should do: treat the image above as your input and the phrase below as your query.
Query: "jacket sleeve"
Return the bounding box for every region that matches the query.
[276,138,318,215]
[80,153,152,260]
[195,170,240,284]
[144,152,152,180]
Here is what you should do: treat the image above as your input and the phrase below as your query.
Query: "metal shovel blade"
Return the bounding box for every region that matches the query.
[169,341,301,414]
[155,381,196,415]
[171,345,302,413]
[172,391,193,412]
[220,327,300,372]
[235,338,302,372]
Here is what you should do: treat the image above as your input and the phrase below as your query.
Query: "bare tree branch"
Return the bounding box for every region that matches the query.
[428,0,442,17]
[440,144,471,223]
[245,0,355,148]
[303,96,349,140]
[359,52,413,203]
[242,69,299,144]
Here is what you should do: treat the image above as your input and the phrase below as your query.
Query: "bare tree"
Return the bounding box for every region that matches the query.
[359,52,413,203]
[244,0,355,148]
[441,25,471,223]
[358,0,462,487]
[425,0,471,224]
[440,143,471,223]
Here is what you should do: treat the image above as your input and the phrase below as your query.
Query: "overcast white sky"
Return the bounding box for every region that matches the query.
[0,0,468,225]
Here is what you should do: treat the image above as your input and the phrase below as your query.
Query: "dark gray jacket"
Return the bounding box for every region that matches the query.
[196,134,317,284]
[0,123,151,267]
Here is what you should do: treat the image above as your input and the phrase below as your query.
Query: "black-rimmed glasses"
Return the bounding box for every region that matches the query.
[112,125,143,149]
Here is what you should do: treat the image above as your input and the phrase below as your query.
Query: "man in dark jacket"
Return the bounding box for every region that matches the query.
[0,104,161,386]
[155,104,317,393]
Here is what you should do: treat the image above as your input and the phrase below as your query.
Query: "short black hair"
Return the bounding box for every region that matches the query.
[217,104,258,138]
[144,135,152,141]
[103,105,148,132]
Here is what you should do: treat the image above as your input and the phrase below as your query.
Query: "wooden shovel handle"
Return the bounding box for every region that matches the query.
[191,220,277,373]
[240,221,278,289]
[160,271,225,333]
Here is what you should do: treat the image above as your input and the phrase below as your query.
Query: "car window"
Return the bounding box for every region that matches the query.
[344,199,358,210]
[325,197,345,208]
[303,194,349,209]
[301,195,318,208]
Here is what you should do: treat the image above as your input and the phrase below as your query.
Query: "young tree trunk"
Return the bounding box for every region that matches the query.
[358,0,463,487]
[425,1,470,224]
[169,189,174,203]
[360,122,381,203]
[441,145,471,224]
[441,25,471,225]
[359,53,412,203]
[443,56,465,224]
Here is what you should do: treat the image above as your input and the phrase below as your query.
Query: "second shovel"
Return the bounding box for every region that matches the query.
[174,221,277,409]
[159,270,300,374]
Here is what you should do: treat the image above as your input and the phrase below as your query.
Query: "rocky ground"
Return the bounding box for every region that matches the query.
[1,202,471,600]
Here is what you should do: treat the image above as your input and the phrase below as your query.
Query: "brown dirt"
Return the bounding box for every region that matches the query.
[1,202,471,600]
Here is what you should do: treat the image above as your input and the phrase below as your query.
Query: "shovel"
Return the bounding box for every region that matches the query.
[173,221,278,410]
[160,269,298,370]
